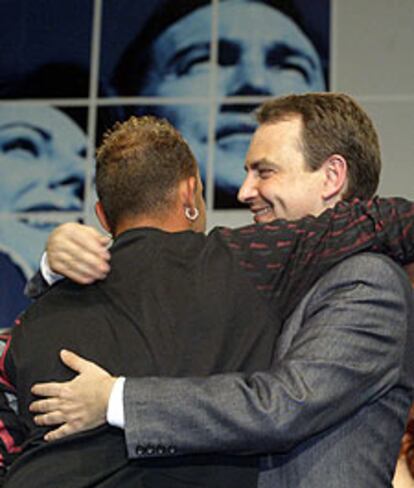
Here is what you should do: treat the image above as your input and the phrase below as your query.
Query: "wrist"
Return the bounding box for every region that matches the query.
[106,376,126,428]
[40,252,63,285]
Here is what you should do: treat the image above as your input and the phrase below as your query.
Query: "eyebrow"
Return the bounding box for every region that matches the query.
[0,122,51,141]
[267,43,318,70]
[244,158,277,171]
[218,38,317,71]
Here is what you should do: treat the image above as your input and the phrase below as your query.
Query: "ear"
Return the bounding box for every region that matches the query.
[178,176,197,208]
[95,201,111,233]
[320,155,348,201]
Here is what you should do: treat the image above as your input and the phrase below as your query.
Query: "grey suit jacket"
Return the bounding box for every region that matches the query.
[123,254,414,487]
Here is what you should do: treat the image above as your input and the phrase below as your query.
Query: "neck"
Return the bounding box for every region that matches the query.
[114,213,191,237]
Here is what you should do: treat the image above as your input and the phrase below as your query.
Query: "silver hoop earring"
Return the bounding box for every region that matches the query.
[185,207,199,221]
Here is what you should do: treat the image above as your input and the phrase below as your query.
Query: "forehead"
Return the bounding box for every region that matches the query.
[0,106,85,145]
[218,1,317,54]
[151,4,212,63]
[246,116,304,164]
[152,0,319,65]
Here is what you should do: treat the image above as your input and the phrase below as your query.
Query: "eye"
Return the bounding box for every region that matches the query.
[280,61,309,81]
[2,137,39,157]
[218,42,239,67]
[258,168,274,179]
[173,45,211,77]
[266,46,314,83]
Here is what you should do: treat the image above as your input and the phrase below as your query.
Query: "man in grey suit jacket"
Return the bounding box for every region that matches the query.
[30,93,414,486]
[257,253,414,486]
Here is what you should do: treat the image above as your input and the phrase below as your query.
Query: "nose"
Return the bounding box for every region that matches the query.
[49,174,85,201]
[226,47,272,97]
[48,147,86,203]
[237,171,257,204]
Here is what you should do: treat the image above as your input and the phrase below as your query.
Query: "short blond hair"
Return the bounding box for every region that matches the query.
[96,116,198,232]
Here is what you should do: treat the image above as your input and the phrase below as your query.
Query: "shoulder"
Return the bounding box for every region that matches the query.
[17,278,93,327]
[318,253,412,296]
[301,253,414,334]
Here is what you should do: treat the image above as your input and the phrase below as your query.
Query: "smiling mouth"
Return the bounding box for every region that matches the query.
[252,206,273,223]
[18,216,61,230]
[16,202,82,212]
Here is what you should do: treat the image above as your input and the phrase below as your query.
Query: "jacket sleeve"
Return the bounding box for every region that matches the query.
[218,197,414,319]
[123,254,414,458]
[24,270,49,300]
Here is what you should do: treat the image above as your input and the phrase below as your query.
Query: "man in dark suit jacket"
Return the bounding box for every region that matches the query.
[16,94,414,486]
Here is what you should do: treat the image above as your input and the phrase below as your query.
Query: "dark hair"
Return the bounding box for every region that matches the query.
[96,115,198,233]
[256,92,381,200]
[113,0,304,96]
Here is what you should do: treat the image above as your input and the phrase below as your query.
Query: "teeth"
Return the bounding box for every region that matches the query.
[255,207,271,216]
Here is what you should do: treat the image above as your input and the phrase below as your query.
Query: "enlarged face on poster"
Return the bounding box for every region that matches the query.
[0,105,87,272]
[111,0,329,207]
[0,105,85,213]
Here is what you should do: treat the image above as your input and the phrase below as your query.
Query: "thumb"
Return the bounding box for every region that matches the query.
[60,349,91,373]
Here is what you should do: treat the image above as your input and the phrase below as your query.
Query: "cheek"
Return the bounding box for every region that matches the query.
[266,72,311,95]
[293,186,324,216]
[59,152,85,176]
[1,165,34,192]
[157,106,207,139]
[155,107,209,175]
[263,179,307,211]
[155,73,210,97]
[258,179,280,202]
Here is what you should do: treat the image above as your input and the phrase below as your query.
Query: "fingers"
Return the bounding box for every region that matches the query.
[31,382,64,398]
[56,256,109,284]
[33,411,66,427]
[59,349,91,374]
[29,397,61,413]
[66,225,111,250]
[60,349,111,378]
[49,223,110,252]
[47,223,111,283]
[44,423,78,442]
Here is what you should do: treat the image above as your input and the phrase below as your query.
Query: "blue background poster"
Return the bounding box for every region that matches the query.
[0,0,330,328]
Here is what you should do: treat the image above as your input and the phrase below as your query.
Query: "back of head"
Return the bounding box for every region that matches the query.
[256,92,381,200]
[96,116,198,233]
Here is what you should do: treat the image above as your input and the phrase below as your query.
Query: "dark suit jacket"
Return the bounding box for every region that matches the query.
[6,228,278,487]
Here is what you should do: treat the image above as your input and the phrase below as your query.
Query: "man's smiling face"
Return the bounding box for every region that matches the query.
[238,115,328,223]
